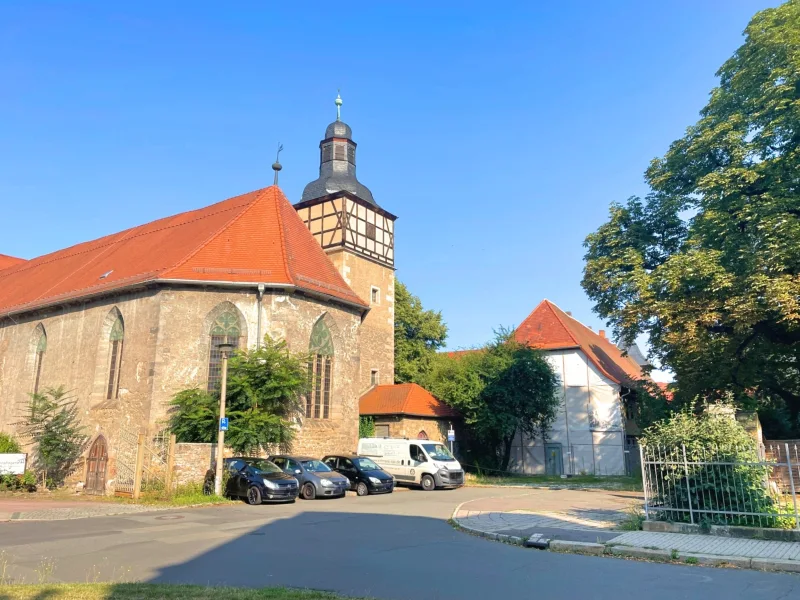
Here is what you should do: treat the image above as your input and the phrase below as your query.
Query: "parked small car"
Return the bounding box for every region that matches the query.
[269,455,349,500]
[204,457,299,505]
[322,454,394,496]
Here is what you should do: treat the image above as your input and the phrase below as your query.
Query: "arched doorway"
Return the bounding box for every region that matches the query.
[417,430,429,440]
[85,436,108,495]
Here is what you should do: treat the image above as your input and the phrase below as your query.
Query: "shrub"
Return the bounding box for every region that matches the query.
[359,416,375,438]
[641,407,783,527]
[16,387,89,488]
[0,471,37,492]
[0,432,22,454]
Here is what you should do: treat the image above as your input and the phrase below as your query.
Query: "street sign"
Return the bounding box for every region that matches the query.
[447,429,455,442]
[219,417,229,431]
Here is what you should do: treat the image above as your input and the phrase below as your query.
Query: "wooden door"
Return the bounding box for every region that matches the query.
[85,436,108,495]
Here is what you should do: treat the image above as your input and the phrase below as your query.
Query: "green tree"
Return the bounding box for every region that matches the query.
[394,279,448,384]
[16,387,88,488]
[426,331,560,471]
[0,432,21,454]
[169,336,309,454]
[582,0,800,435]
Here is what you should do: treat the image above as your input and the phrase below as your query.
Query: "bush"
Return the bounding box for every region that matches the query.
[359,416,375,438]
[641,407,785,527]
[0,432,22,454]
[0,471,37,492]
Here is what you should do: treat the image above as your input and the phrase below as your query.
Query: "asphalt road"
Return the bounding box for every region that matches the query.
[0,487,797,599]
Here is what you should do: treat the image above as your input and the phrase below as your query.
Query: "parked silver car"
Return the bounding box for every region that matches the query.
[269,455,349,500]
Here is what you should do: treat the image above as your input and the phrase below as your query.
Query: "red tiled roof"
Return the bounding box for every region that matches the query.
[0,254,25,272]
[514,299,644,385]
[359,383,460,418]
[0,186,367,317]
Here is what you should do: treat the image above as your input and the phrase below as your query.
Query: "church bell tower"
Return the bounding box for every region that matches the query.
[295,94,397,391]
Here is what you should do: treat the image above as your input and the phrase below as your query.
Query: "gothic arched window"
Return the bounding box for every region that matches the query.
[106,316,124,400]
[207,309,242,392]
[32,325,47,394]
[307,318,334,419]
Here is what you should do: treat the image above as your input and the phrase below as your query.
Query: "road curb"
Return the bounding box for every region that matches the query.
[549,540,603,555]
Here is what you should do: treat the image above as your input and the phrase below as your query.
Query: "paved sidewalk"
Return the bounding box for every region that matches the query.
[0,499,169,521]
[451,489,800,573]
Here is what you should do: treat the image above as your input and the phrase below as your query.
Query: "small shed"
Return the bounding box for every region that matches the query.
[359,383,460,443]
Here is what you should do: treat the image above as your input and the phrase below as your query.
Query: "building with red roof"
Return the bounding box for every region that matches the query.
[0,97,398,493]
[359,383,460,443]
[455,299,648,477]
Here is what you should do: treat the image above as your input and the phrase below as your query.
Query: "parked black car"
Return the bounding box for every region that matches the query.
[322,454,394,496]
[204,457,299,505]
[269,455,349,500]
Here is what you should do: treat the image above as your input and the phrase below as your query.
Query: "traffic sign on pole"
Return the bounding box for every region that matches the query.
[220,417,229,431]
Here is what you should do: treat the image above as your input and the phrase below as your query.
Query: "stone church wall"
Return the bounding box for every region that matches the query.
[0,283,367,482]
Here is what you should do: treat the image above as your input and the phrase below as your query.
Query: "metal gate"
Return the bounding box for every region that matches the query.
[85,436,108,495]
[113,425,176,499]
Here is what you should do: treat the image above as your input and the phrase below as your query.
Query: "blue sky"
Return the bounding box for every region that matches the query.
[0,1,779,369]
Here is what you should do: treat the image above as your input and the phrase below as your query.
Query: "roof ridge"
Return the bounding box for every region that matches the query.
[541,300,580,347]
[271,188,294,284]
[162,189,268,278]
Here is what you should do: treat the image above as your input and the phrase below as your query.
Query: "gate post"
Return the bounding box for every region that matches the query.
[682,445,694,524]
[133,433,146,500]
[165,434,177,495]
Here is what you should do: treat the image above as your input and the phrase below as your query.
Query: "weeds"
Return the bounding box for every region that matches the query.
[684,557,699,565]
[670,549,679,560]
[34,557,56,584]
[617,504,645,531]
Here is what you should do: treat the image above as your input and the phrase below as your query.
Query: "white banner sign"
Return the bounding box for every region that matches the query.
[0,453,27,475]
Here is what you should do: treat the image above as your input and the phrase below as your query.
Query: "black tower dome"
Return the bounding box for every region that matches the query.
[300,94,378,207]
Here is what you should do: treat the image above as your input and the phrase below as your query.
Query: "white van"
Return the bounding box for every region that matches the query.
[357,438,464,490]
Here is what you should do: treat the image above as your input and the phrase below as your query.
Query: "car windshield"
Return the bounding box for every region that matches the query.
[422,443,455,461]
[354,458,381,471]
[245,459,282,474]
[301,460,331,473]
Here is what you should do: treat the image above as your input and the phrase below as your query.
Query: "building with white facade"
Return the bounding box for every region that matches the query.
[508,300,645,476]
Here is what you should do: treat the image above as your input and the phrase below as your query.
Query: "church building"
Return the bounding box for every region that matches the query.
[0,97,395,489]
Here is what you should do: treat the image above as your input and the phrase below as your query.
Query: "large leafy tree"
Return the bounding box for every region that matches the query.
[169,336,309,454]
[582,0,800,435]
[394,279,448,384]
[426,331,560,471]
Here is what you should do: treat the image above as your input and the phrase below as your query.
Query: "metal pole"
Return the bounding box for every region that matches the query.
[639,444,649,520]
[213,349,230,497]
[785,443,799,530]
[682,445,694,524]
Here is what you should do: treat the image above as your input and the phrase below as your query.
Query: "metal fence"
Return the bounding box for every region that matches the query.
[640,442,800,529]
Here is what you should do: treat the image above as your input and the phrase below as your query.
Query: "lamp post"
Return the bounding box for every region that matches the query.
[214,342,235,497]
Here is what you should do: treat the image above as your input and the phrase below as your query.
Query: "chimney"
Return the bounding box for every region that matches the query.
[599,330,606,339]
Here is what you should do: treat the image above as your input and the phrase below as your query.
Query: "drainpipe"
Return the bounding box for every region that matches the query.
[256,283,265,348]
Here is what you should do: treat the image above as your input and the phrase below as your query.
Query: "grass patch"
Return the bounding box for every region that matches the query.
[0,583,365,599]
[465,472,642,491]
[136,481,234,507]
[617,504,645,531]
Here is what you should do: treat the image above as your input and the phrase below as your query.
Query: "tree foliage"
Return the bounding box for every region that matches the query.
[582,1,800,435]
[641,408,786,527]
[169,336,309,454]
[0,432,21,454]
[394,279,448,384]
[16,386,88,488]
[425,331,560,471]
[359,416,375,439]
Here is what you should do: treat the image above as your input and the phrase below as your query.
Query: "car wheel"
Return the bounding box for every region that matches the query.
[302,483,317,500]
[246,486,262,505]
[421,474,435,491]
[356,482,369,496]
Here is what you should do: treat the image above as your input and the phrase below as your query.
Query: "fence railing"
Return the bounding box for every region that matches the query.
[640,442,800,529]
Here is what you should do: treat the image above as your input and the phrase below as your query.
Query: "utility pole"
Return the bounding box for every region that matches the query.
[214,343,235,497]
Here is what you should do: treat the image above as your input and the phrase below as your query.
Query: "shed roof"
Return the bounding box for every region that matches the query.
[359,383,460,418]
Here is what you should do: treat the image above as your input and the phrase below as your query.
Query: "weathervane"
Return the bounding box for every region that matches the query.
[272,143,283,185]
[335,90,342,121]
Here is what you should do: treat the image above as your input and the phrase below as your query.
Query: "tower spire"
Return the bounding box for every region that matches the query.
[272,143,283,185]
[335,90,342,121]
